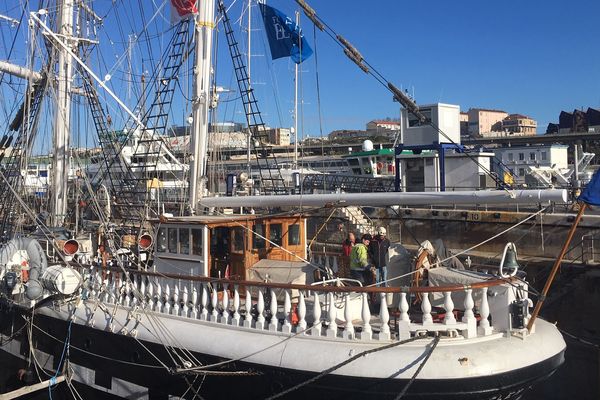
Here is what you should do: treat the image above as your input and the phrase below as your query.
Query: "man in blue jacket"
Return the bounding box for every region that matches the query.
[369,227,390,287]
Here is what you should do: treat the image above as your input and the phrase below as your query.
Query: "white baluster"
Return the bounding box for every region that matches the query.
[378,293,391,340]
[326,292,337,338]
[243,289,252,328]
[255,290,266,330]
[478,287,492,335]
[421,292,433,326]
[131,277,138,307]
[269,289,279,331]
[182,286,189,318]
[130,275,137,305]
[282,291,292,334]
[311,292,322,337]
[148,278,155,307]
[156,281,163,312]
[398,292,411,340]
[462,288,477,338]
[122,281,130,306]
[191,285,198,319]
[210,285,219,322]
[221,284,230,324]
[164,284,171,314]
[231,286,241,326]
[140,276,146,305]
[200,284,208,321]
[173,285,180,316]
[332,257,339,275]
[444,292,456,325]
[360,292,372,341]
[343,294,354,340]
[297,292,307,333]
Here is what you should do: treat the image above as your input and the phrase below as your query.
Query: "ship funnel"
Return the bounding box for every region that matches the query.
[138,234,153,250]
[63,239,80,255]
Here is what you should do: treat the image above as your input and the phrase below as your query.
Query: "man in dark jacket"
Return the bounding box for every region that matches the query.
[369,227,390,287]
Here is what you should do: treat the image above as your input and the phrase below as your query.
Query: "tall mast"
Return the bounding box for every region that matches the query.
[246,0,252,176]
[189,0,215,213]
[293,10,299,169]
[51,0,74,226]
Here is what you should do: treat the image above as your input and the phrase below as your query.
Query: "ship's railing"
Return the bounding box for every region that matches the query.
[81,266,527,342]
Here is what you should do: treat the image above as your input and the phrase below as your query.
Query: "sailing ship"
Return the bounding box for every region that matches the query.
[0,0,574,398]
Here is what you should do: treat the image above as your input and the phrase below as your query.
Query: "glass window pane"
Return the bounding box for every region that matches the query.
[192,229,203,256]
[179,229,190,255]
[288,224,300,246]
[157,228,167,253]
[232,227,245,253]
[168,228,178,253]
[270,224,282,246]
[253,224,266,249]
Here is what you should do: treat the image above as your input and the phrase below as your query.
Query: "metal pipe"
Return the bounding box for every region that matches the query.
[199,189,568,208]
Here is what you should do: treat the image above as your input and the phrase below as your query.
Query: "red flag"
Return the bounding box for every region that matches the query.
[171,0,198,22]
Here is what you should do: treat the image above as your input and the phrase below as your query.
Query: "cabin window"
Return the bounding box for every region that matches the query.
[157,228,167,253]
[253,224,266,249]
[270,224,283,246]
[191,229,203,256]
[232,227,245,253]
[179,229,190,255]
[168,228,178,253]
[288,224,301,246]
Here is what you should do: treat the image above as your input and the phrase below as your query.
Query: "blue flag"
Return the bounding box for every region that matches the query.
[579,169,600,206]
[259,4,312,64]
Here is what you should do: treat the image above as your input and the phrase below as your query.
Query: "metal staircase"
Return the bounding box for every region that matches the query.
[79,67,145,222]
[217,0,287,194]
[0,74,48,239]
[340,206,376,235]
[84,20,191,222]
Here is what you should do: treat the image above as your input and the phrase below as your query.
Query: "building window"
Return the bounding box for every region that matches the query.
[518,153,524,161]
[529,152,536,161]
[518,168,525,176]
[179,229,190,255]
[270,224,283,246]
[508,153,514,161]
[288,224,301,246]
[253,224,266,249]
[157,228,167,253]
[192,229,203,256]
[232,227,245,254]
[168,228,178,253]
[541,151,547,161]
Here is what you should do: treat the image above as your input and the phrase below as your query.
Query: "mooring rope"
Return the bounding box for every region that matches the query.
[394,335,441,400]
[265,335,423,400]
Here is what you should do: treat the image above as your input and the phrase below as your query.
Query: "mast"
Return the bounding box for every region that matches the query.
[293,10,299,169]
[189,0,215,213]
[246,0,252,176]
[51,0,74,226]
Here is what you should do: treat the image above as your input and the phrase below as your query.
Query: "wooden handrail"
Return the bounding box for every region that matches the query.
[87,265,516,295]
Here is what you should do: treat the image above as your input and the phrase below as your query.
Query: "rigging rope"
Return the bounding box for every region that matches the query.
[393,335,441,400]
[266,335,422,400]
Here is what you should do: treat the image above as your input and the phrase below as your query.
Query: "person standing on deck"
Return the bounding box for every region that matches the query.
[350,234,374,285]
[339,232,355,278]
[369,227,390,287]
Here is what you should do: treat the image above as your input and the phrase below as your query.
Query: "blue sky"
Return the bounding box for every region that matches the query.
[251,0,600,137]
[1,0,599,149]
